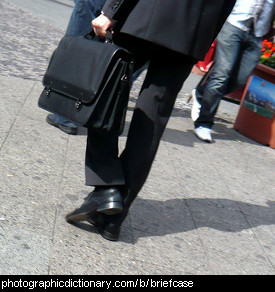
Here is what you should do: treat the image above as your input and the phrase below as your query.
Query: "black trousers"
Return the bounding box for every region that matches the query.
[85,34,195,215]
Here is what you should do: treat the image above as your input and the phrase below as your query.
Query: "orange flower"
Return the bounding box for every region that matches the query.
[266,42,273,49]
[263,51,272,58]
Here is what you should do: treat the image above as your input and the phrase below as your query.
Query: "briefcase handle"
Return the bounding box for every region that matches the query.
[84,29,113,43]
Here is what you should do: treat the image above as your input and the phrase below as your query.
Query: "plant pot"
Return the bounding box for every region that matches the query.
[234,63,275,148]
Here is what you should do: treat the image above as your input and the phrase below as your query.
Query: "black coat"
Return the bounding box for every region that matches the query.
[103,0,236,60]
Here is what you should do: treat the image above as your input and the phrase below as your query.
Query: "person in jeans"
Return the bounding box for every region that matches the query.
[191,0,275,143]
[46,0,106,135]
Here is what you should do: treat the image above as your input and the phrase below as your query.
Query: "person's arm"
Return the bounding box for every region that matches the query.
[101,0,134,21]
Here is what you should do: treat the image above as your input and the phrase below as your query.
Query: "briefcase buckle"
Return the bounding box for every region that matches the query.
[75,99,82,110]
[121,75,128,82]
[46,88,51,97]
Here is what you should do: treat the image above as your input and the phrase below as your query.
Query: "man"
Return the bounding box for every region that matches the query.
[65,0,236,241]
[191,0,275,143]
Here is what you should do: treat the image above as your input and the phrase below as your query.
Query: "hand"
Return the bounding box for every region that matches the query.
[92,14,115,38]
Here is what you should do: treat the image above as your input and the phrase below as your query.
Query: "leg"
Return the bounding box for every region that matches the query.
[227,32,262,92]
[66,124,125,222]
[85,130,125,186]
[194,22,244,129]
[121,54,194,211]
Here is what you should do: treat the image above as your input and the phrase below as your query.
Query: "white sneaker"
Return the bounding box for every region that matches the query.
[194,126,212,143]
[191,89,201,121]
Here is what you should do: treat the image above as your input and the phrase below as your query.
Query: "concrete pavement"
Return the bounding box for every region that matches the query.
[0,0,274,275]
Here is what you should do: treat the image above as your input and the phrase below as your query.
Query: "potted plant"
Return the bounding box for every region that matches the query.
[234,38,275,148]
[254,38,275,80]
[260,39,275,69]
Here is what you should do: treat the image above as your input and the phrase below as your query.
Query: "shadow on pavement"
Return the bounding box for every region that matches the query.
[67,198,274,244]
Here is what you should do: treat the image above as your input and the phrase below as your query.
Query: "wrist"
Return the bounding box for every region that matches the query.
[101,10,116,23]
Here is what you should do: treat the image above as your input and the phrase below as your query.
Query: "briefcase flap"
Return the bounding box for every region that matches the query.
[42,35,132,104]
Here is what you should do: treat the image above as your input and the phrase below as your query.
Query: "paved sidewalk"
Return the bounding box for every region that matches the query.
[0,0,274,275]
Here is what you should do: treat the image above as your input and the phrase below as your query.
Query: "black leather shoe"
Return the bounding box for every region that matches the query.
[87,213,122,241]
[46,114,78,135]
[65,187,123,222]
[93,187,130,241]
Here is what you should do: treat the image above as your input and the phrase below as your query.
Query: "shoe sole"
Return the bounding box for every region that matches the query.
[100,228,120,241]
[66,201,123,222]
[46,116,77,135]
[97,201,123,215]
[87,219,120,241]
[194,131,212,143]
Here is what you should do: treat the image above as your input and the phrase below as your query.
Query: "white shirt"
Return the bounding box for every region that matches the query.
[227,0,275,37]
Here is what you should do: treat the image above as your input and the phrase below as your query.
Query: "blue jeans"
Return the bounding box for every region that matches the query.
[66,0,106,36]
[194,21,262,129]
[56,0,106,127]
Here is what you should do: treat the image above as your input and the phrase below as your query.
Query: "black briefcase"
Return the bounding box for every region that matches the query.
[38,31,134,134]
